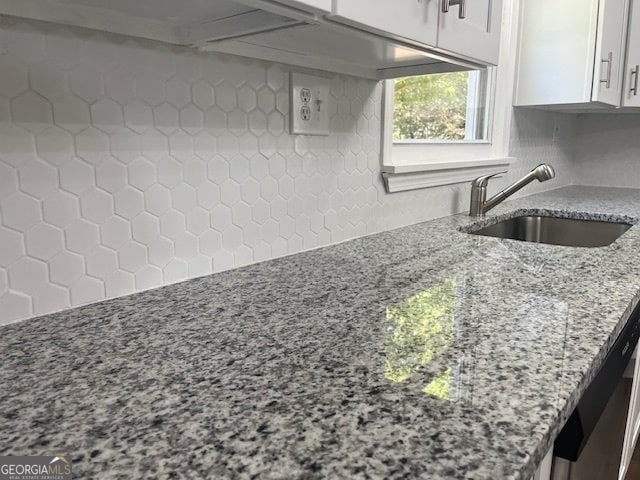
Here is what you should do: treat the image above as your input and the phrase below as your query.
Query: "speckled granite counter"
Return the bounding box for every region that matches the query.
[2,186,640,479]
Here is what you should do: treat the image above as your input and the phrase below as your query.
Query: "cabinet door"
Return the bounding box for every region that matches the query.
[620,348,640,479]
[330,0,439,48]
[592,0,629,106]
[437,0,503,65]
[623,0,640,107]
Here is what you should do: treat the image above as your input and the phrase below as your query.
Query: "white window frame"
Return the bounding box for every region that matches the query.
[381,1,519,193]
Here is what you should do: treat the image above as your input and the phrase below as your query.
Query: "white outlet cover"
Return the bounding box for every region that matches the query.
[289,72,330,136]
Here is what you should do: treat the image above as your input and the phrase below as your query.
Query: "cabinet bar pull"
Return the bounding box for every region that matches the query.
[631,65,639,96]
[600,51,613,89]
[442,0,466,19]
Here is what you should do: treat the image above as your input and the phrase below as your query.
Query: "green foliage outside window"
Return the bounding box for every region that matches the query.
[393,72,469,141]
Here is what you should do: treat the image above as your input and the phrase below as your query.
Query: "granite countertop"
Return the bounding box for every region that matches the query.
[2,185,640,479]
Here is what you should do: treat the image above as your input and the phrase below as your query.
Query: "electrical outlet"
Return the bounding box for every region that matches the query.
[290,72,330,136]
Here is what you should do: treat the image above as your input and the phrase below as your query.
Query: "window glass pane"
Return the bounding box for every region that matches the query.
[393,70,488,142]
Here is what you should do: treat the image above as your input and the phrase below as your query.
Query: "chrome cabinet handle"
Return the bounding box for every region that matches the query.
[600,51,613,89]
[631,65,639,96]
[442,0,466,19]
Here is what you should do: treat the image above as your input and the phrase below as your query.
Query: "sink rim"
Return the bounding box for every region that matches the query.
[459,209,638,248]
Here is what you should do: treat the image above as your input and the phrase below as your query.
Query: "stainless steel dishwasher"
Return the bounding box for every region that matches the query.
[551,302,640,480]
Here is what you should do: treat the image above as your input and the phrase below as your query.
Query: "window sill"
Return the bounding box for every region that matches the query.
[381,157,515,193]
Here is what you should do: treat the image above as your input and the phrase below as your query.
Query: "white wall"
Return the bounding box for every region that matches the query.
[572,114,640,187]
[0,18,574,325]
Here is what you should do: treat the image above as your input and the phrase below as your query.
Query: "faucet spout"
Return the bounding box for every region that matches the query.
[469,164,555,217]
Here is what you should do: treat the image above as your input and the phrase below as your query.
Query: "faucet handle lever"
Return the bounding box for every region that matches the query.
[471,171,507,188]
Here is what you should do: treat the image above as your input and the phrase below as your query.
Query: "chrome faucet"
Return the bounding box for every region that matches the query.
[469,164,555,217]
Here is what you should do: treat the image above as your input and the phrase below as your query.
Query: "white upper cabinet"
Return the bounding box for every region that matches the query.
[330,0,439,48]
[437,0,503,65]
[515,0,629,110]
[623,0,640,107]
[329,0,502,66]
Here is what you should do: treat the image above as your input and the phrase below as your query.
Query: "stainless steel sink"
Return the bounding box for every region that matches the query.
[468,215,633,247]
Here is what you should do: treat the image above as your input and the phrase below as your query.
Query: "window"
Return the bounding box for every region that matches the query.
[381,3,519,193]
[393,70,488,142]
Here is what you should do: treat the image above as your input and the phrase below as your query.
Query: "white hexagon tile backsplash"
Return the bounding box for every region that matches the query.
[0,18,575,325]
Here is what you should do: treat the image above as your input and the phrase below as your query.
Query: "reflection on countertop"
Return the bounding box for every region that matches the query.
[2,186,640,479]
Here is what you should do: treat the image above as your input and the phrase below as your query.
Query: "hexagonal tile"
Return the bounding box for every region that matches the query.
[25,223,64,261]
[207,155,230,183]
[65,218,100,254]
[30,61,68,101]
[215,82,237,112]
[127,157,156,191]
[222,225,243,251]
[114,186,144,220]
[105,269,135,298]
[69,64,103,103]
[261,219,279,243]
[257,89,276,113]
[132,212,160,244]
[252,242,271,262]
[212,250,234,272]
[270,196,287,221]
[204,106,225,131]
[119,240,147,273]
[210,204,232,232]
[71,276,104,305]
[1,192,41,231]
[18,157,58,197]
[52,96,90,137]
[240,178,260,204]
[160,210,186,239]
[100,215,131,249]
[135,73,165,106]
[187,254,212,277]
[148,236,174,267]
[124,100,153,134]
[228,109,248,135]
[168,130,194,162]
[192,81,215,110]
[165,77,191,108]
[0,268,7,297]
[12,91,52,134]
[6,257,37,298]
[237,86,257,113]
[41,191,79,230]
[266,65,285,91]
[142,184,170,217]
[91,99,123,134]
[196,182,220,209]
[153,104,179,135]
[173,232,198,260]
[135,264,162,289]
[0,54,28,98]
[0,124,35,168]
[157,155,182,188]
[48,250,84,288]
[186,207,210,236]
[35,126,74,166]
[171,184,196,214]
[80,189,113,224]
[58,157,93,196]
[220,178,241,207]
[258,132,277,158]
[0,162,18,198]
[109,128,141,164]
[0,226,24,268]
[260,177,279,201]
[164,258,188,283]
[75,127,109,165]
[105,68,135,105]
[199,230,222,257]
[231,202,252,227]
[95,157,127,193]
[0,290,32,324]
[193,131,216,160]
[140,131,168,161]
[249,111,266,133]
[86,246,118,278]
[179,105,203,134]
[252,199,270,225]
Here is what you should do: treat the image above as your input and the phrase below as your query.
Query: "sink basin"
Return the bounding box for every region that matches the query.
[468,215,633,247]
